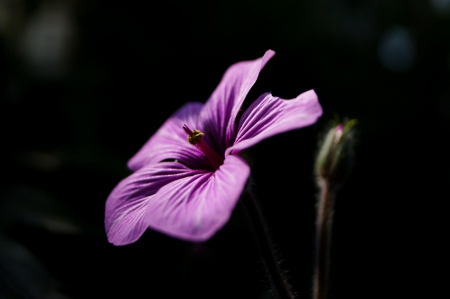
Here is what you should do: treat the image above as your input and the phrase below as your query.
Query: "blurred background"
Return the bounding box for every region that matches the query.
[1,0,449,298]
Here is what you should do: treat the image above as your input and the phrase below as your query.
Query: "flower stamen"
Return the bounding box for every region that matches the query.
[183,124,224,169]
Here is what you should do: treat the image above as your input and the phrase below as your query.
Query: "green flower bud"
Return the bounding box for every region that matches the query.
[315,119,356,188]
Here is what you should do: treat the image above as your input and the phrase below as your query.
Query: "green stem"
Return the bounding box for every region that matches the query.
[313,180,336,299]
[241,190,296,299]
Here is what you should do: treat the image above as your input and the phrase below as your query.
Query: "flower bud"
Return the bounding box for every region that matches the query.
[315,119,356,188]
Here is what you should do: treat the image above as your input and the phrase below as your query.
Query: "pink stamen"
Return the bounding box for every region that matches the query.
[183,124,224,169]
[183,124,193,135]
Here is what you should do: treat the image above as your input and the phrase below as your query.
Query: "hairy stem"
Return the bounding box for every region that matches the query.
[313,181,336,299]
[241,190,296,299]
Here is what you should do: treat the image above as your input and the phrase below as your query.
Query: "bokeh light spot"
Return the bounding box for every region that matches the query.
[378,26,416,73]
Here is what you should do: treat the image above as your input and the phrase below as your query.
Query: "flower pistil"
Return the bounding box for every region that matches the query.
[183,124,224,169]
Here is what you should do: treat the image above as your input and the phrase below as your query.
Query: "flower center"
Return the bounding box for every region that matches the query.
[183,124,224,169]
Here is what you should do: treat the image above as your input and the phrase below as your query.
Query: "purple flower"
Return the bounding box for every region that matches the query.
[105,50,323,245]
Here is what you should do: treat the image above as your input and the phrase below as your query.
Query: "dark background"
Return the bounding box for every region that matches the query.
[1,0,449,298]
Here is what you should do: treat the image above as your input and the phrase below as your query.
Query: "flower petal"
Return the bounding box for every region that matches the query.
[229,90,322,154]
[199,50,275,154]
[105,162,206,245]
[145,155,250,241]
[127,102,212,171]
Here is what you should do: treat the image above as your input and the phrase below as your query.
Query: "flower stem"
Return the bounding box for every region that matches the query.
[313,180,336,299]
[241,190,296,299]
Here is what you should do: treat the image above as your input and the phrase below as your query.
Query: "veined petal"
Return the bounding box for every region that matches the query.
[145,155,250,241]
[105,162,206,245]
[199,50,275,154]
[127,102,212,171]
[229,90,322,154]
